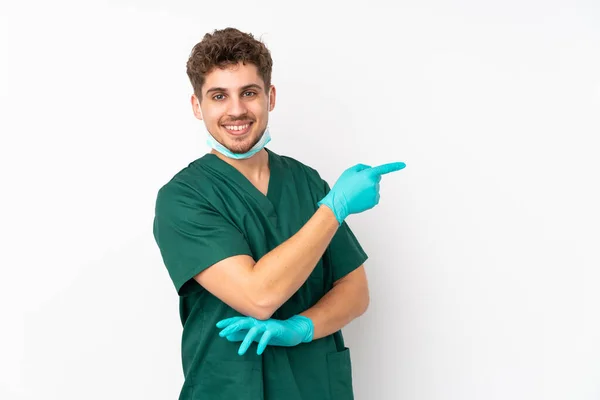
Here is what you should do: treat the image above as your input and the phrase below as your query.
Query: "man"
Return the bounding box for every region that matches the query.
[153,27,405,400]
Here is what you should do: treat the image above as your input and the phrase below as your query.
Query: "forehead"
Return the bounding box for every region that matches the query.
[203,62,264,93]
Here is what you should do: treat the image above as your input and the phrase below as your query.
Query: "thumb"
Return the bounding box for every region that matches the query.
[347,163,371,173]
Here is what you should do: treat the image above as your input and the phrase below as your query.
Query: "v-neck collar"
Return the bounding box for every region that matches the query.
[200,148,282,215]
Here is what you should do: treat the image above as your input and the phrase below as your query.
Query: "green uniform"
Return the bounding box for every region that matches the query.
[153,148,368,400]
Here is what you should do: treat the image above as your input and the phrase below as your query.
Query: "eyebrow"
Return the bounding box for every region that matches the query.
[205,84,263,95]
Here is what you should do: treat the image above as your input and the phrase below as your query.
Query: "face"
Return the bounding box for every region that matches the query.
[191,62,276,154]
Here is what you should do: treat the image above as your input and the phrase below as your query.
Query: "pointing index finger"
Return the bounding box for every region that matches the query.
[369,162,406,176]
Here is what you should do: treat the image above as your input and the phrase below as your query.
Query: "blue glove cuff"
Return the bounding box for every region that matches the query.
[289,315,314,343]
[317,191,346,225]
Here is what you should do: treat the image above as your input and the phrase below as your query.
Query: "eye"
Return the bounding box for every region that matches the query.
[242,91,256,97]
[212,94,225,101]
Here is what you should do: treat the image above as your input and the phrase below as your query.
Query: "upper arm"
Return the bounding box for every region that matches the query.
[334,264,370,312]
[334,264,369,298]
[153,181,271,319]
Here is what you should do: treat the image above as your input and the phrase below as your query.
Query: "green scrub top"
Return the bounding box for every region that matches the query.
[153,148,368,400]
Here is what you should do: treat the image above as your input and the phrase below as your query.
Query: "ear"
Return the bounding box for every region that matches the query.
[191,94,203,120]
[268,85,276,112]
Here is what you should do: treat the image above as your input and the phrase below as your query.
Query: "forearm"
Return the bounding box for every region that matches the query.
[251,205,339,312]
[299,275,369,340]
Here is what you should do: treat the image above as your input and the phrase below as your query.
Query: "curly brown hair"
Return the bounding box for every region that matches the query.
[186,27,273,101]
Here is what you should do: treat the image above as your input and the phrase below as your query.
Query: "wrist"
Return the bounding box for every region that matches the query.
[317,204,341,228]
[317,192,346,225]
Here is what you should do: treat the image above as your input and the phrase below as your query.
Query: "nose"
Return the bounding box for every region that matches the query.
[227,96,248,117]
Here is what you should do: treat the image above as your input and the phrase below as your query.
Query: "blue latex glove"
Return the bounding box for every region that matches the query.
[317,162,406,224]
[216,315,314,355]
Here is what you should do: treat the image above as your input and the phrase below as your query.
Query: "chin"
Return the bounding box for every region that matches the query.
[230,136,260,153]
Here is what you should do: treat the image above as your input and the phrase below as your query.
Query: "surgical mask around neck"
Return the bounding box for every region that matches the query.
[206,126,271,160]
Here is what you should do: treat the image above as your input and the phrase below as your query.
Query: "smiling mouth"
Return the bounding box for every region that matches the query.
[222,122,253,136]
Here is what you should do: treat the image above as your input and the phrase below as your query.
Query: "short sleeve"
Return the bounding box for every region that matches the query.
[320,180,369,282]
[153,180,253,296]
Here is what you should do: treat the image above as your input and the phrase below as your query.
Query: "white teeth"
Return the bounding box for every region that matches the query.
[225,124,250,131]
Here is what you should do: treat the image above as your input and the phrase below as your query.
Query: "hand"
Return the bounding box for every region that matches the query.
[317,162,406,224]
[216,315,314,355]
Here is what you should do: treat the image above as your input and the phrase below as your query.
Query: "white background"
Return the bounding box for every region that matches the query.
[2,0,599,399]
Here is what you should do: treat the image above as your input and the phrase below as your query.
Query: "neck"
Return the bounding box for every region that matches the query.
[211,148,269,180]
